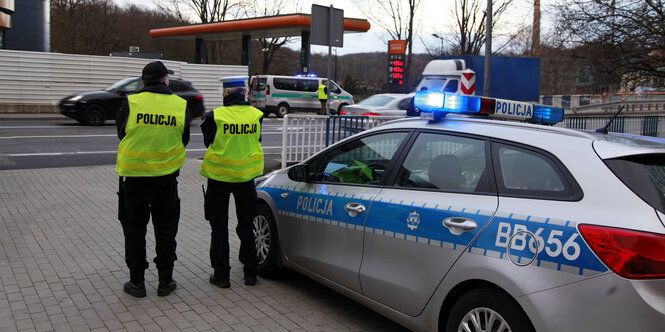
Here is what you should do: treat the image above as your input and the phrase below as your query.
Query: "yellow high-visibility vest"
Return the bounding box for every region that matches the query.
[116,92,186,177]
[318,84,327,100]
[200,105,264,182]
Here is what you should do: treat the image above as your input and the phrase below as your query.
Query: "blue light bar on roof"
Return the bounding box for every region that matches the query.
[295,73,319,78]
[414,91,564,125]
[528,105,565,125]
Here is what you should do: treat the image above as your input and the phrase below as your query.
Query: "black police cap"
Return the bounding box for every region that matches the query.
[142,61,174,81]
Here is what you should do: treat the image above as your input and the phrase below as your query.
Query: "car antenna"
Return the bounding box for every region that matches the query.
[595,105,626,134]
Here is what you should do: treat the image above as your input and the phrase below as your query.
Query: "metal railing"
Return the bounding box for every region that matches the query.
[556,115,665,138]
[280,115,403,168]
[280,114,665,169]
[571,100,665,114]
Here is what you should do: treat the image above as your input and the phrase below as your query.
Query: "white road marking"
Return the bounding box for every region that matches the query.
[3,146,281,157]
[0,130,285,139]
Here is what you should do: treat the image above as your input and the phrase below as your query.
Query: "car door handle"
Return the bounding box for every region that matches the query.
[442,217,477,235]
[344,202,366,217]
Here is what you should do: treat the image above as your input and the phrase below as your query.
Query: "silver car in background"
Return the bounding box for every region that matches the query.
[340,93,414,117]
[252,92,665,331]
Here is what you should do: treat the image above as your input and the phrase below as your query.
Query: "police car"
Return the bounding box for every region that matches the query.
[252,90,665,331]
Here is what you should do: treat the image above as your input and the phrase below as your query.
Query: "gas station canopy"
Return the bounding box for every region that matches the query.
[149,13,370,41]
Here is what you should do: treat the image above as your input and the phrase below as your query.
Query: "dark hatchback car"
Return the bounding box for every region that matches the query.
[58,77,205,125]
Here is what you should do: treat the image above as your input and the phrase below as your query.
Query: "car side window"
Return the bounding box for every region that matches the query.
[394,133,491,193]
[122,80,143,93]
[330,82,341,94]
[169,81,184,92]
[493,143,578,199]
[308,132,408,185]
[443,80,458,92]
[300,79,319,92]
[274,78,297,90]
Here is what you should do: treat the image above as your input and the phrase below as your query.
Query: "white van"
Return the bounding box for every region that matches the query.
[249,75,354,117]
[413,59,473,95]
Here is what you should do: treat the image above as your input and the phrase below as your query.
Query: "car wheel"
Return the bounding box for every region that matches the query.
[337,103,348,115]
[276,103,289,118]
[254,204,280,277]
[445,287,534,332]
[84,105,105,126]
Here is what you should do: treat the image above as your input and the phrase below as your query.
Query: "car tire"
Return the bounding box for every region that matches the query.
[445,287,534,332]
[276,103,289,118]
[84,105,105,126]
[337,103,348,115]
[254,204,281,277]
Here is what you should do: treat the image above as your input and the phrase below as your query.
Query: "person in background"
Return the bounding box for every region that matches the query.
[200,76,263,287]
[318,79,328,115]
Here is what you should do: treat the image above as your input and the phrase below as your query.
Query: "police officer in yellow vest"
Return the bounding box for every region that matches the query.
[116,61,191,298]
[200,76,263,287]
[318,79,328,115]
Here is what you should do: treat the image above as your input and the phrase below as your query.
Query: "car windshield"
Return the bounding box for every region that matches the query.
[604,154,665,213]
[358,95,395,106]
[104,77,138,91]
[414,77,447,92]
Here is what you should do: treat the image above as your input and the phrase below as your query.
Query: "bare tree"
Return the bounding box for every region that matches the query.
[156,0,238,23]
[51,0,119,54]
[156,0,243,63]
[443,0,513,55]
[553,0,665,91]
[354,0,421,88]
[239,0,300,74]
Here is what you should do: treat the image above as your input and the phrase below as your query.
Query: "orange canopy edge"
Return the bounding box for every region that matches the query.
[149,14,371,40]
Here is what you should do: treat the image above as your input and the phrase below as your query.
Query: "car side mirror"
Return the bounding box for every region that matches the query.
[288,164,310,182]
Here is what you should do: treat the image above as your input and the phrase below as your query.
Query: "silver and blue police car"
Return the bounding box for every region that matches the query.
[252,90,665,331]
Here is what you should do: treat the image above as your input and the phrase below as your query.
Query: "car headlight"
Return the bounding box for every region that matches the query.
[255,170,278,185]
[67,95,83,102]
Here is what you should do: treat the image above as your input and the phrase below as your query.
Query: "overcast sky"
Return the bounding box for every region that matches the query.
[114,0,548,55]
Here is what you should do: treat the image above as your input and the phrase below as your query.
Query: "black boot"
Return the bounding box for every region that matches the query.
[157,268,177,297]
[243,272,257,286]
[209,269,230,288]
[124,269,146,297]
[157,280,177,296]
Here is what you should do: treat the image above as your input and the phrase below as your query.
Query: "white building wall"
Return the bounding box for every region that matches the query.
[0,49,247,111]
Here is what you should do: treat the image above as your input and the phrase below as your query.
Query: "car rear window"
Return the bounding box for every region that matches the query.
[252,77,267,91]
[604,154,665,213]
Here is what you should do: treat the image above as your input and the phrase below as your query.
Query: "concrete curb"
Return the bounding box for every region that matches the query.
[0,113,69,121]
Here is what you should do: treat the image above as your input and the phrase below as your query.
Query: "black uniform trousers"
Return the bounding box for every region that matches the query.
[121,176,180,280]
[204,178,258,274]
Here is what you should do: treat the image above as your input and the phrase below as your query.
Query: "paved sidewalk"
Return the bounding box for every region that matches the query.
[0,161,406,331]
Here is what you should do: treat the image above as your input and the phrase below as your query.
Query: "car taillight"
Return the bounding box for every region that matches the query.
[339,110,347,115]
[363,112,381,116]
[579,224,665,279]
[266,84,270,95]
[195,94,204,100]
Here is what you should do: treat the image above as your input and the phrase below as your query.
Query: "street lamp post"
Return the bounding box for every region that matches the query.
[431,33,444,55]
[484,0,492,97]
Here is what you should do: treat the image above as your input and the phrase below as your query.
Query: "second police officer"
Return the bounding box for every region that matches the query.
[200,77,264,287]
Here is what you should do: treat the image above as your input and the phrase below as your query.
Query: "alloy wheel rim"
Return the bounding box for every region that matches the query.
[253,215,270,264]
[458,307,511,332]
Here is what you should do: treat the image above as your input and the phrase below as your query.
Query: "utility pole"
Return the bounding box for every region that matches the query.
[531,0,541,57]
[484,0,492,97]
